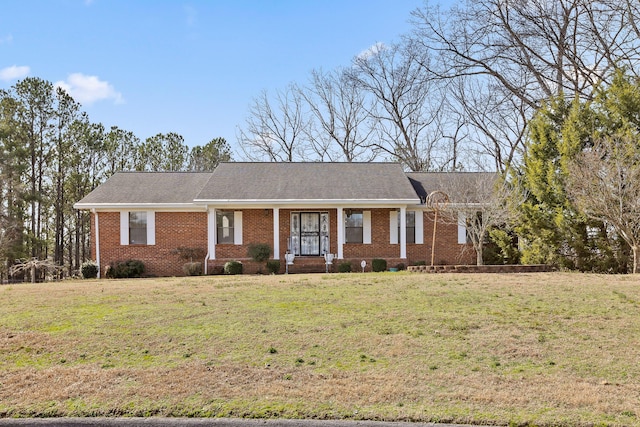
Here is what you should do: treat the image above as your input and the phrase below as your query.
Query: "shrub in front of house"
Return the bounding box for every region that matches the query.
[81,261,99,279]
[412,260,426,266]
[372,258,387,272]
[172,246,206,262]
[106,260,145,278]
[266,260,280,274]
[183,262,203,276]
[224,261,243,275]
[396,262,406,271]
[247,243,272,263]
[338,262,352,273]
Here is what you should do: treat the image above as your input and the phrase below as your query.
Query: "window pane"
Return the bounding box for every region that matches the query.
[290,213,300,255]
[216,211,234,244]
[320,213,330,254]
[301,213,320,232]
[345,227,363,243]
[129,212,147,245]
[406,211,415,227]
[406,227,415,244]
[397,211,416,244]
[345,210,363,243]
[345,211,363,228]
[301,235,319,255]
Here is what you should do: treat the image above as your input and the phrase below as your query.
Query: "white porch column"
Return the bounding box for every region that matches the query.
[208,208,216,260]
[273,208,280,260]
[337,207,344,259]
[400,206,407,259]
[92,209,101,278]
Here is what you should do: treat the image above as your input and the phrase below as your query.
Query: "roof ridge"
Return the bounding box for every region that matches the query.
[217,161,404,165]
[113,171,213,174]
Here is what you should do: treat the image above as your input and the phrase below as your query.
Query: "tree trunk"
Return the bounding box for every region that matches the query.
[633,245,637,274]
[476,244,484,266]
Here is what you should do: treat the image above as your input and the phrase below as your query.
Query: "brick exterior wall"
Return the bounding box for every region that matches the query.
[94,208,475,277]
[410,211,476,266]
[214,209,274,260]
[95,211,207,277]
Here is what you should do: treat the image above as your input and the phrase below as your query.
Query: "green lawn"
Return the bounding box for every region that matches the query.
[0,272,639,426]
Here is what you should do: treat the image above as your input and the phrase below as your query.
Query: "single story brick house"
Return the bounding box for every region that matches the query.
[74,162,495,277]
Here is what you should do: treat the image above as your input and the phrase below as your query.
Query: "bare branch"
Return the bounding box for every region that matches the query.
[237,84,311,162]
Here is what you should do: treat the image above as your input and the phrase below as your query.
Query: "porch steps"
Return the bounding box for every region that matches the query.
[285,257,332,274]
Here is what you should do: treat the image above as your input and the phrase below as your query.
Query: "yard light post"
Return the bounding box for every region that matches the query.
[426,191,449,267]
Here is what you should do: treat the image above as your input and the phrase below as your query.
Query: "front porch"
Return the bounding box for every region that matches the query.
[207,207,416,271]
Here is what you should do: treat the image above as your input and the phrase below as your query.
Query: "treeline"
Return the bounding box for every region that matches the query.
[237,0,640,173]
[0,77,231,278]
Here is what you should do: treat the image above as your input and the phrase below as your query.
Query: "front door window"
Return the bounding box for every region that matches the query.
[301,213,320,256]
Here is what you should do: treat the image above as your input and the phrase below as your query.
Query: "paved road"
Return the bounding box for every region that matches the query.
[0,418,479,427]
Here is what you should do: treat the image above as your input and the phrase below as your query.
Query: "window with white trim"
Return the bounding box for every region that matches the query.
[345,210,363,243]
[120,211,155,246]
[398,211,416,244]
[129,212,147,245]
[216,211,235,244]
[392,210,421,244]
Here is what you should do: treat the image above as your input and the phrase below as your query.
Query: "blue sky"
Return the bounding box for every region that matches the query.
[0,0,425,157]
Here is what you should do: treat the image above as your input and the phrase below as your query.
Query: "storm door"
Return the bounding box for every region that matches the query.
[290,212,329,256]
[300,213,320,255]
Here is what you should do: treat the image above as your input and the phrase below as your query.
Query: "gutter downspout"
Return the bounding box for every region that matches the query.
[204,207,213,275]
[204,251,210,275]
[92,209,101,278]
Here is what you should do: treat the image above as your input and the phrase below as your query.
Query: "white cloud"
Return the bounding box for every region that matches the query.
[0,65,30,81]
[357,42,386,60]
[0,34,13,44]
[54,73,124,105]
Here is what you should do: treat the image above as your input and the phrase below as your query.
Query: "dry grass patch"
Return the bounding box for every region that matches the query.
[0,273,639,425]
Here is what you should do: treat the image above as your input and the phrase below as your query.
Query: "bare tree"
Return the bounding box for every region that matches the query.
[450,76,528,172]
[349,41,450,171]
[302,68,377,162]
[238,83,310,162]
[566,137,640,273]
[414,0,640,104]
[410,0,640,171]
[434,173,519,265]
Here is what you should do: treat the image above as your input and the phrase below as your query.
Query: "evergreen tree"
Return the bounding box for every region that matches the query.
[518,71,640,272]
[103,126,138,177]
[13,77,55,260]
[188,137,232,172]
[0,91,28,275]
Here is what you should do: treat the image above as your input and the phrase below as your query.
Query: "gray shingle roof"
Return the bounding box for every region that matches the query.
[74,165,496,209]
[75,172,213,207]
[195,162,418,202]
[407,172,498,204]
